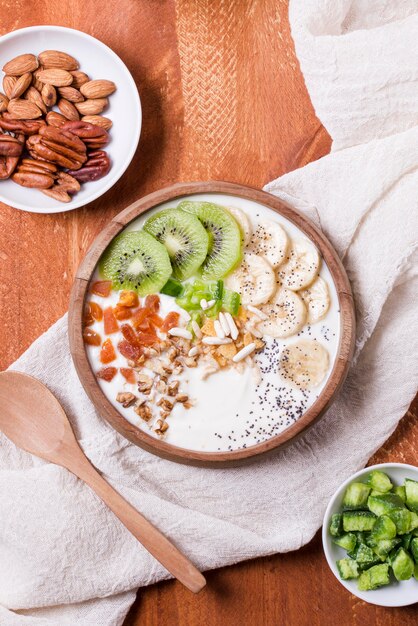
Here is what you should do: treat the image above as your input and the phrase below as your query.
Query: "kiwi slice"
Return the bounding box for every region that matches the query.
[99,230,172,295]
[143,208,209,280]
[178,201,241,279]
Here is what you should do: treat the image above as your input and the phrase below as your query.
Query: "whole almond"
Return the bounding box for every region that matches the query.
[3,76,17,99]
[46,111,67,128]
[80,79,116,99]
[81,115,112,131]
[35,69,73,87]
[9,72,33,100]
[38,50,79,71]
[75,98,108,115]
[3,53,39,76]
[58,98,80,121]
[0,93,9,113]
[41,83,57,107]
[25,86,47,114]
[58,86,84,103]
[70,71,89,89]
[7,99,42,119]
[32,72,44,92]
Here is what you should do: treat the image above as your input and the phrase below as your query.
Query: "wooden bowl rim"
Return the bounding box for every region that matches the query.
[69,181,355,467]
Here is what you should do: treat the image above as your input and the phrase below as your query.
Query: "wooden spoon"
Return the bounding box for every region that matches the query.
[0,370,206,593]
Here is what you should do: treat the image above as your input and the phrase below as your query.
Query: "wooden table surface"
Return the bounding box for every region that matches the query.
[0,1,416,624]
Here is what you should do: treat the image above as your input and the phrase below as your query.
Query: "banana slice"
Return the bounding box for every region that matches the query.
[299,276,330,323]
[225,252,275,306]
[226,206,252,246]
[279,239,321,290]
[279,339,329,389]
[258,288,306,337]
[247,220,289,268]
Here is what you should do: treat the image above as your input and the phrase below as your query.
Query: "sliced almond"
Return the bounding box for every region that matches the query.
[38,50,79,71]
[41,83,57,107]
[57,98,80,121]
[0,93,8,113]
[3,76,17,99]
[9,72,32,99]
[75,98,108,115]
[3,53,38,76]
[35,68,73,87]
[7,99,42,119]
[25,86,47,114]
[58,86,84,102]
[80,79,116,99]
[81,114,112,130]
[70,70,90,89]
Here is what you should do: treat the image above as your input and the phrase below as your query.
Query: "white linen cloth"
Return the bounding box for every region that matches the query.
[1,1,418,623]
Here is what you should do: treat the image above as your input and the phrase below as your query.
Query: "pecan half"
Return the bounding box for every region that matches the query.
[0,134,24,157]
[41,187,71,202]
[67,149,110,182]
[61,120,109,149]
[0,116,46,136]
[26,125,87,170]
[0,132,24,179]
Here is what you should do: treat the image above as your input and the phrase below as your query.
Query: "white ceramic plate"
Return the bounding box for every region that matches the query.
[322,462,418,607]
[0,26,141,213]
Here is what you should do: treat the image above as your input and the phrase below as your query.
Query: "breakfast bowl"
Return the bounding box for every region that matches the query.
[322,463,418,606]
[0,25,141,213]
[69,181,355,466]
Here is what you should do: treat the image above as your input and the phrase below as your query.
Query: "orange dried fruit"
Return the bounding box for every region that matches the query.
[145,294,160,312]
[100,338,116,364]
[103,307,119,334]
[83,327,101,346]
[96,366,117,381]
[83,301,103,326]
[136,331,159,346]
[120,367,136,384]
[161,311,180,333]
[113,304,133,321]
[91,280,112,297]
[120,323,139,346]
[119,290,139,308]
[118,339,141,361]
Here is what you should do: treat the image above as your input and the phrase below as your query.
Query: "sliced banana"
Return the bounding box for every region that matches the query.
[226,206,252,246]
[225,252,275,306]
[299,276,330,323]
[279,239,321,291]
[258,288,306,338]
[279,339,329,389]
[247,220,289,268]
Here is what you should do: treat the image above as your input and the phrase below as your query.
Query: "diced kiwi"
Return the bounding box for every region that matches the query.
[333,533,357,552]
[394,485,406,502]
[367,470,393,493]
[178,201,241,279]
[391,547,414,581]
[357,564,390,590]
[370,515,397,542]
[99,231,172,296]
[143,209,209,280]
[336,558,359,580]
[329,513,343,537]
[367,493,405,516]
[405,479,418,512]
[343,482,371,510]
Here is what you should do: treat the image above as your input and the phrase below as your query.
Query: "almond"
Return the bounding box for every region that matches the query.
[70,71,89,89]
[32,72,44,92]
[41,83,57,107]
[81,115,112,130]
[38,50,79,71]
[80,79,116,99]
[58,98,80,121]
[3,76,17,99]
[58,86,84,103]
[9,72,32,99]
[0,93,9,113]
[35,69,73,87]
[75,98,108,115]
[7,99,42,119]
[25,86,47,114]
[46,111,67,128]
[3,53,39,76]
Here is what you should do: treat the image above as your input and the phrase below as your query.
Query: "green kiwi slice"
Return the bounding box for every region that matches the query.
[178,201,242,279]
[99,230,172,295]
[143,209,209,280]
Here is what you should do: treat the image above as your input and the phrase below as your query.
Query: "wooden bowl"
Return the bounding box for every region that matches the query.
[69,181,355,467]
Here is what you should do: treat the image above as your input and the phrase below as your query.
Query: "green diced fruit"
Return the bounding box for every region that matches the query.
[371,538,401,560]
[405,479,418,513]
[401,533,413,551]
[333,533,357,552]
[342,483,371,510]
[357,564,390,591]
[222,289,241,315]
[160,277,184,297]
[411,537,418,563]
[205,299,222,318]
[343,511,377,532]
[394,485,406,503]
[391,547,415,581]
[336,558,359,580]
[367,493,405,517]
[388,508,412,535]
[415,564,418,580]
[410,512,418,531]
[355,543,376,565]
[367,470,393,493]
[329,513,343,537]
[370,515,397,541]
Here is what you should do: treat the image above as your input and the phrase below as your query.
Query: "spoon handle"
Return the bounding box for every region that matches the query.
[74,460,206,593]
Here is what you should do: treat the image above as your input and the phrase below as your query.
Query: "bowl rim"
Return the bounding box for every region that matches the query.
[68,180,356,467]
[0,24,141,214]
[322,461,418,607]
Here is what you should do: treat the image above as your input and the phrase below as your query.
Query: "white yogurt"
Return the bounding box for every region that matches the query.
[86,193,341,452]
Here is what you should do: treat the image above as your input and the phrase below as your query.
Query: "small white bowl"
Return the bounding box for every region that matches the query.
[0,26,141,213]
[322,463,418,607]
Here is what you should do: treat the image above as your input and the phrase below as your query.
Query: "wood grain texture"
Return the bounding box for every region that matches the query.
[0,0,415,624]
